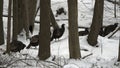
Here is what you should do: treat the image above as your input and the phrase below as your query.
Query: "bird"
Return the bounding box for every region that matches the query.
[51,24,65,41]
[3,40,26,54]
[26,35,39,49]
[103,23,118,36]
[55,7,66,17]
[10,40,26,52]
[78,28,89,36]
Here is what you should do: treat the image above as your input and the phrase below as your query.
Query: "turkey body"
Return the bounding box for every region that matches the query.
[51,24,65,41]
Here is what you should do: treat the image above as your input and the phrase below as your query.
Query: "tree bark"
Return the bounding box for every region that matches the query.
[87,0,104,46]
[0,0,4,45]
[68,0,81,59]
[6,0,12,54]
[12,0,18,40]
[17,0,24,34]
[22,0,30,39]
[38,0,51,60]
[28,0,37,34]
[118,38,120,61]
[114,0,116,18]
[50,8,59,29]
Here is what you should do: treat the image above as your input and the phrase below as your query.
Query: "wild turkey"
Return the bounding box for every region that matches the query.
[10,40,26,52]
[26,35,39,49]
[79,28,89,36]
[51,24,65,41]
[3,40,26,54]
[55,7,66,17]
[103,23,118,36]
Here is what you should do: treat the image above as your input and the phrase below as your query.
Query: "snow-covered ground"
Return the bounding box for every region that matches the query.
[0,0,120,68]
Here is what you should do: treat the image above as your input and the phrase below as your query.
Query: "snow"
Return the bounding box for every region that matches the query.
[0,0,120,68]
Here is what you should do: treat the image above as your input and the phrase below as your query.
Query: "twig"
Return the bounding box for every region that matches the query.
[1,49,32,67]
[56,19,68,21]
[82,53,93,59]
[6,59,32,67]
[106,0,120,5]
[44,61,63,67]
[26,54,63,67]
[108,27,120,38]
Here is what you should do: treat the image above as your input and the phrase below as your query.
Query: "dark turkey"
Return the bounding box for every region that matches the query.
[9,40,26,52]
[51,24,65,41]
[26,35,39,49]
[103,23,118,36]
[79,28,89,36]
[3,40,26,54]
[55,7,66,17]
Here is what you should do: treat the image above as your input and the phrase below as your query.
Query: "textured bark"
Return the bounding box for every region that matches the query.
[17,0,37,38]
[114,0,116,18]
[68,0,81,59]
[87,0,104,46]
[50,8,59,29]
[17,0,24,34]
[6,0,12,54]
[12,0,18,40]
[118,38,120,61]
[22,0,30,39]
[28,0,37,34]
[38,0,51,60]
[0,0,4,45]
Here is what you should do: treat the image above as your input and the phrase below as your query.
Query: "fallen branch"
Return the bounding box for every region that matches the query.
[44,61,63,67]
[56,19,68,21]
[0,49,32,67]
[108,27,120,38]
[26,54,63,67]
[6,59,32,67]
[82,53,93,59]
[106,0,120,5]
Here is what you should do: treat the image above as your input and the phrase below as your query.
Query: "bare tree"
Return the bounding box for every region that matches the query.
[87,0,104,46]
[0,0,4,45]
[114,0,116,18]
[17,0,24,34]
[68,0,81,59]
[15,0,37,38]
[5,0,12,54]
[23,0,30,39]
[50,8,59,29]
[12,0,18,40]
[118,38,120,61]
[38,0,51,60]
[17,0,29,37]
[28,0,37,34]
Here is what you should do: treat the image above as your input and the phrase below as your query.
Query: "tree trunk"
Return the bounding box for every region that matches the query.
[35,6,59,29]
[50,8,59,29]
[28,0,37,34]
[12,0,18,40]
[17,0,24,34]
[38,0,51,60]
[22,0,30,39]
[0,0,4,45]
[68,0,81,59]
[114,0,116,18]
[118,38,120,61]
[87,0,104,46]
[6,0,12,54]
